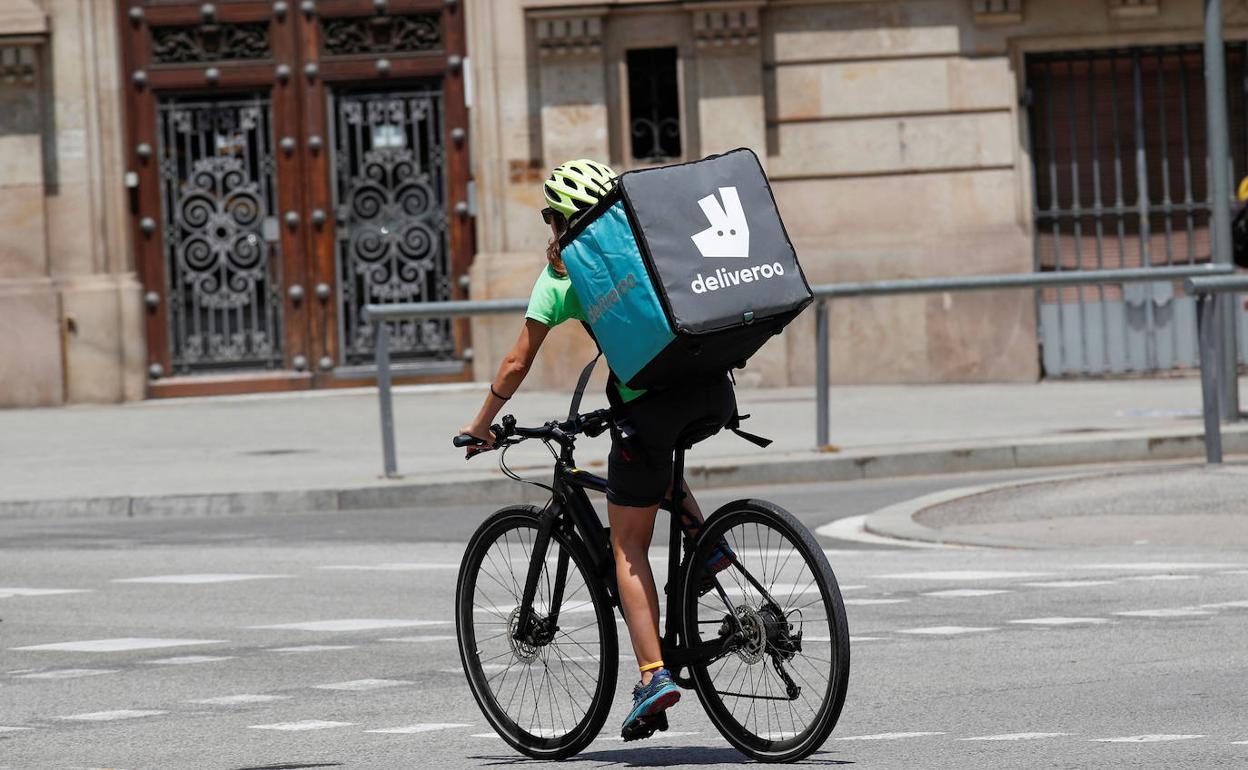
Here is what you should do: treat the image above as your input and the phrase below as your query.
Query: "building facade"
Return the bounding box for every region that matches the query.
[1,0,1246,406]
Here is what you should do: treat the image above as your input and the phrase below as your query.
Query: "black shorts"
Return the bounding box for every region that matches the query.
[606,375,737,507]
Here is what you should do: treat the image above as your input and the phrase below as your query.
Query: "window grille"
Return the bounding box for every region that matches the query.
[626,47,682,163]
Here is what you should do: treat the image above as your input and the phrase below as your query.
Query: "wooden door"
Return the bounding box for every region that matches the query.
[117,0,471,396]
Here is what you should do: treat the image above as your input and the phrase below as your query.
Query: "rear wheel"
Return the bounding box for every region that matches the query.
[681,499,850,762]
[456,505,618,759]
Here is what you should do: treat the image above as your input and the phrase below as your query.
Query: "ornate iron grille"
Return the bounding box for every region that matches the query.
[151,22,271,64]
[330,88,452,366]
[627,47,682,163]
[320,13,441,56]
[156,95,284,373]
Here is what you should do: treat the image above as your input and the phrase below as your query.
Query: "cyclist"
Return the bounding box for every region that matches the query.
[458,159,736,739]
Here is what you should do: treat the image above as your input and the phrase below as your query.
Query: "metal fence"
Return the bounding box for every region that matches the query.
[1184,273,1248,462]
[363,263,1231,477]
[1024,44,1248,376]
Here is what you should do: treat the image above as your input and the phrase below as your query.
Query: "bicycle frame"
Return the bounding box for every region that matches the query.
[509,436,747,686]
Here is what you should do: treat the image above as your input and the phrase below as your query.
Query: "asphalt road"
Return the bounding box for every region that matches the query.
[2,468,1247,769]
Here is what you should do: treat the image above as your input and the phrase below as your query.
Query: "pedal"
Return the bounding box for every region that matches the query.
[621,711,670,742]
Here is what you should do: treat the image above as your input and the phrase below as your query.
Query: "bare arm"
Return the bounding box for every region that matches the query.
[459,318,551,443]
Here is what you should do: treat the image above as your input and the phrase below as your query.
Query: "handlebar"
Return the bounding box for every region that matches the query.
[451,408,612,456]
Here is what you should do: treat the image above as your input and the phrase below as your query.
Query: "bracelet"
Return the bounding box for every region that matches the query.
[490,384,512,401]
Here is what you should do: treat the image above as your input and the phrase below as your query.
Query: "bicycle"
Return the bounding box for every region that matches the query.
[453,406,850,762]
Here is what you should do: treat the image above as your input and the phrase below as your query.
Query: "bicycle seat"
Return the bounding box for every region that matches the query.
[675,416,725,450]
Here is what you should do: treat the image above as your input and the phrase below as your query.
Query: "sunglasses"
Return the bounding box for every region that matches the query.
[541,207,564,226]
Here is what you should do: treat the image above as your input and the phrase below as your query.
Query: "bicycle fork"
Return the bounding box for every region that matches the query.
[514,505,571,647]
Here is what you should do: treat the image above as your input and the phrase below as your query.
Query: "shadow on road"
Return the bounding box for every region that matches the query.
[468,748,852,766]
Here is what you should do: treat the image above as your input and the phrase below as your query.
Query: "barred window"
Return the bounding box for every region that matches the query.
[626,47,681,163]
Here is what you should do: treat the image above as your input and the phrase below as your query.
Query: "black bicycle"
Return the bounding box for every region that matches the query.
[453,408,850,762]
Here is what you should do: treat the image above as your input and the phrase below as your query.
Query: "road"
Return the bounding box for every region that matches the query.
[2,468,1246,769]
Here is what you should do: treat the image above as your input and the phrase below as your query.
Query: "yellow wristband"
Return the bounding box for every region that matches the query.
[639,660,665,673]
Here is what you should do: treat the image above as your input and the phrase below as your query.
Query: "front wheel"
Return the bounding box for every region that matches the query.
[681,499,850,763]
[455,505,619,759]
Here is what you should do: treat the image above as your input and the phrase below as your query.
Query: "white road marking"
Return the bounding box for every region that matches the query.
[472,733,502,738]
[962,732,1071,741]
[249,720,356,731]
[1009,617,1108,626]
[365,723,473,734]
[380,635,456,643]
[59,710,168,722]
[146,655,234,665]
[249,619,449,631]
[876,571,1048,581]
[0,726,35,733]
[314,679,415,691]
[806,635,882,642]
[1122,574,1199,582]
[320,564,458,571]
[898,626,998,636]
[815,515,955,549]
[837,731,945,741]
[0,588,91,599]
[724,583,824,598]
[1092,734,1204,743]
[1219,570,1248,576]
[13,638,225,652]
[1077,563,1240,571]
[17,669,118,680]
[923,589,1011,598]
[188,694,292,705]
[267,645,357,653]
[1023,580,1117,588]
[475,601,595,616]
[1199,600,1248,609]
[441,664,510,674]
[1113,609,1214,619]
[113,574,293,584]
[843,598,909,606]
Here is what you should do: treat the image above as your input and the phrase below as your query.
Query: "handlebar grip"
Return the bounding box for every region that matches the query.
[453,433,487,448]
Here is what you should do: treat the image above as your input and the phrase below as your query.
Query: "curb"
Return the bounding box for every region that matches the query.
[859,472,1110,549]
[4,425,1246,520]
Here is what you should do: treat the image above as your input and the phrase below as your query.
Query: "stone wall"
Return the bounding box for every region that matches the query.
[0,0,142,407]
[466,0,1248,390]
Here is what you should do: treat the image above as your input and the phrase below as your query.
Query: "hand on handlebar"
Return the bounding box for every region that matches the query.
[454,424,500,459]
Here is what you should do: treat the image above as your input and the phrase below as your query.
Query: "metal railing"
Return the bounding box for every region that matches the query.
[363,263,1231,477]
[1184,274,1248,462]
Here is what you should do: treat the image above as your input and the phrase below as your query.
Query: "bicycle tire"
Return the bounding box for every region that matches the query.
[680,499,850,763]
[455,505,618,759]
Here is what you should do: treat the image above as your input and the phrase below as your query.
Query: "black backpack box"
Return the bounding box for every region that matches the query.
[560,148,812,390]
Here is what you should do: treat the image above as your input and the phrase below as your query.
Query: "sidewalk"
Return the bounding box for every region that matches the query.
[1,377,1244,517]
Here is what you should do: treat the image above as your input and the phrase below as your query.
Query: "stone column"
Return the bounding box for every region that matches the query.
[0,0,143,408]
[687,2,766,158]
[0,34,63,406]
[532,8,610,169]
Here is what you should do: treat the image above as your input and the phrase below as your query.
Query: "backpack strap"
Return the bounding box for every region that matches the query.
[726,410,772,448]
[567,352,601,421]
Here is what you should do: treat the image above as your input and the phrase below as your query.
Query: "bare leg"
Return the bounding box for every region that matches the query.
[610,479,710,686]
[608,500,663,683]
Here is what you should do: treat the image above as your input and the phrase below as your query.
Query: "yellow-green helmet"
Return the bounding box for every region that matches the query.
[543,159,617,221]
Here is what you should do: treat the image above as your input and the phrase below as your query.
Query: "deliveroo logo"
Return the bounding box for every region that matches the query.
[689,185,785,295]
[691,187,750,259]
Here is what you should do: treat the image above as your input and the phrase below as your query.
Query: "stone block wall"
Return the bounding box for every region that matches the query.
[0,0,142,407]
[466,0,1246,390]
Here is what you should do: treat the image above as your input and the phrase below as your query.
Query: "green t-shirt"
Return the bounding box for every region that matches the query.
[525,264,646,403]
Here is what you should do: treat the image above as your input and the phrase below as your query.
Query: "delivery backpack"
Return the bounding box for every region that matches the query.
[559,148,812,392]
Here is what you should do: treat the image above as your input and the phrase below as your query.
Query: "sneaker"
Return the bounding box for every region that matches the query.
[620,668,680,741]
[699,537,735,595]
